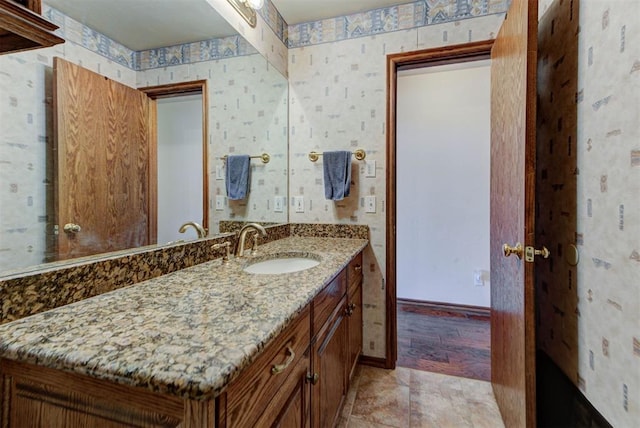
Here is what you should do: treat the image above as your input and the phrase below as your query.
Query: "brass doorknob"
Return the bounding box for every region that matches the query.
[503,243,523,259]
[63,223,82,234]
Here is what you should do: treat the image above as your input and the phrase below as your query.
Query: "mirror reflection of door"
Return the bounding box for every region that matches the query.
[54,58,153,261]
[54,58,209,261]
[156,94,205,244]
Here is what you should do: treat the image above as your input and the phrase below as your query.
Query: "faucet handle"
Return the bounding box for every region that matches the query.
[212,241,231,264]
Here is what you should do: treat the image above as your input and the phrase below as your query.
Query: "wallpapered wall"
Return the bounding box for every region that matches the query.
[536,0,639,426]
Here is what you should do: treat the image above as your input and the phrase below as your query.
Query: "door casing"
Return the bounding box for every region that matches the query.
[385,40,495,369]
[139,81,209,236]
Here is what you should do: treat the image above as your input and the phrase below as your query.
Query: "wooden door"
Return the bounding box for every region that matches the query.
[54,58,154,260]
[489,0,538,427]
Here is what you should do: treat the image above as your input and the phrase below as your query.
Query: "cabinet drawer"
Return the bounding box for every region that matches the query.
[313,270,346,336]
[347,252,363,295]
[225,304,311,428]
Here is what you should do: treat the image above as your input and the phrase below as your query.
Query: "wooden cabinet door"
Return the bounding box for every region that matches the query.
[312,296,348,428]
[347,282,362,382]
[267,350,311,428]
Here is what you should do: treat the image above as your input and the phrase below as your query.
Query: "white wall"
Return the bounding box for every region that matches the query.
[157,95,204,244]
[396,61,491,307]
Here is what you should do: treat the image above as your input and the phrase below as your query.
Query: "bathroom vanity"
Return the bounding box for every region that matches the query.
[0,237,366,427]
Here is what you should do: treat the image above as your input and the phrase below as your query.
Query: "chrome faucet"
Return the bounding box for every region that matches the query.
[178,221,207,239]
[236,223,266,257]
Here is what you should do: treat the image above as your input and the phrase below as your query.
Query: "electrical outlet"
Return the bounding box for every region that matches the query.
[215,195,225,211]
[365,160,376,178]
[274,196,285,213]
[365,196,376,213]
[215,165,224,180]
[474,270,485,286]
[294,196,304,213]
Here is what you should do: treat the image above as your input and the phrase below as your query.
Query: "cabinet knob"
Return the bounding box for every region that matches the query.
[345,303,356,317]
[306,372,319,385]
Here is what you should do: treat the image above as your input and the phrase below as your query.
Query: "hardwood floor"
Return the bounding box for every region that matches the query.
[396,299,491,381]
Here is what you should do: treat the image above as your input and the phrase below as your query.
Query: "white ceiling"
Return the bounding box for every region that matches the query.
[45,0,238,51]
[45,0,408,51]
[271,0,407,25]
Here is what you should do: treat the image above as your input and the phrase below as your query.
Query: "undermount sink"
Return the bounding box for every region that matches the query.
[243,252,321,274]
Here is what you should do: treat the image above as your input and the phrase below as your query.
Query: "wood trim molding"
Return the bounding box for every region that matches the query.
[139,80,210,235]
[0,0,64,55]
[147,100,158,244]
[397,298,491,318]
[358,355,387,369]
[139,80,208,99]
[385,39,495,370]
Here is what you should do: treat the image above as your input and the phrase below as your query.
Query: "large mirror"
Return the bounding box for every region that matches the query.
[0,0,288,276]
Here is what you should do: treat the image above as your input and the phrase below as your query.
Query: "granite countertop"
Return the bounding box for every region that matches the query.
[0,237,367,400]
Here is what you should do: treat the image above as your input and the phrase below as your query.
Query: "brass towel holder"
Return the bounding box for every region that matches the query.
[308,149,366,162]
[220,153,270,164]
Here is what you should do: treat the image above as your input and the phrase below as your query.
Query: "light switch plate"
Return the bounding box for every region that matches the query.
[215,195,225,211]
[365,196,376,213]
[294,196,305,213]
[274,196,285,213]
[365,160,376,178]
[215,165,224,180]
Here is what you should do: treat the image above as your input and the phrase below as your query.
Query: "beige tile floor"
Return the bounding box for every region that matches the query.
[338,366,505,428]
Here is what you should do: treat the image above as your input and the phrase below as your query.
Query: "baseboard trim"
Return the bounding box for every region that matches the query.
[358,355,387,369]
[397,298,490,318]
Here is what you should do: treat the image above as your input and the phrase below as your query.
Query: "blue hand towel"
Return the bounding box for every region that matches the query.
[226,155,251,200]
[323,151,352,201]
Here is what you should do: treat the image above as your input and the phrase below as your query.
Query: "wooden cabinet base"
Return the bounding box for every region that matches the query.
[0,359,214,428]
[0,250,365,428]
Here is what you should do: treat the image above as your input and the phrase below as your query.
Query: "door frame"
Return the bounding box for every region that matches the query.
[385,40,494,369]
[139,80,209,239]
